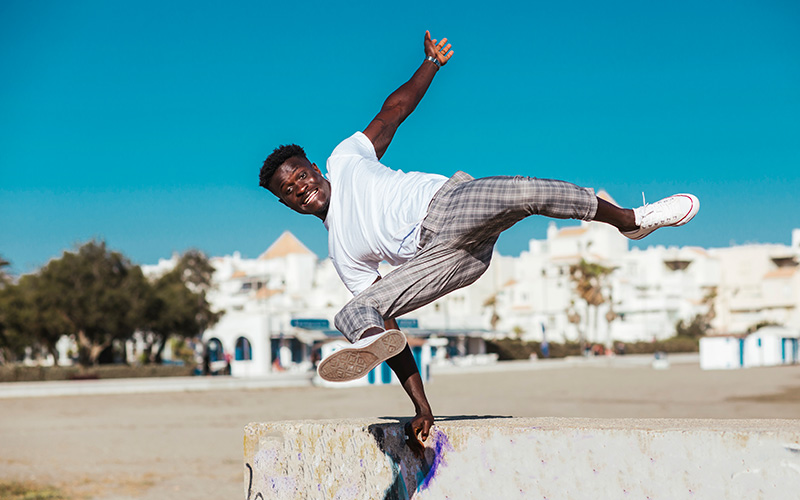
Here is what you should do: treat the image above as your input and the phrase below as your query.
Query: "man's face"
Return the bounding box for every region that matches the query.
[268,156,331,219]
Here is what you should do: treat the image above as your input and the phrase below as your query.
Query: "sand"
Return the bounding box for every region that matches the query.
[2,361,799,499]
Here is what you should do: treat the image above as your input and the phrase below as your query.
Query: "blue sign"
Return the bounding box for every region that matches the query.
[290,318,330,330]
[396,318,418,329]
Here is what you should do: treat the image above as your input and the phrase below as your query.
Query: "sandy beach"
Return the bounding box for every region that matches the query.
[2,359,800,500]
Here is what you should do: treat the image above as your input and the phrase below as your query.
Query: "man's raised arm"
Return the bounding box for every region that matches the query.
[363,31,454,159]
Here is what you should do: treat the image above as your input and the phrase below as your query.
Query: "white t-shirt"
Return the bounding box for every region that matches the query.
[323,132,448,296]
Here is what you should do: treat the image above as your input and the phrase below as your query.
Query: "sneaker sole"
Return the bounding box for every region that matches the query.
[623,194,699,240]
[317,330,407,382]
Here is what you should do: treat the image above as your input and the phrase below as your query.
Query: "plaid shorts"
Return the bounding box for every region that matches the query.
[334,172,598,342]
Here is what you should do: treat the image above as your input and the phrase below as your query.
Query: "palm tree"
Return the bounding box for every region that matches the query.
[483,294,501,331]
[568,259,614,349]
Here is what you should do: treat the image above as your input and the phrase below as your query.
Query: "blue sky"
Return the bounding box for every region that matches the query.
[2,0,798,275]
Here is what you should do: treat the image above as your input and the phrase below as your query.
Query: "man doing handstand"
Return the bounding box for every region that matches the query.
[259,31,699,450]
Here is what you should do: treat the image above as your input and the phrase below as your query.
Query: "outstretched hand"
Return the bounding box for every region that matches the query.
[404,412,434,458]
[424,30,453,67]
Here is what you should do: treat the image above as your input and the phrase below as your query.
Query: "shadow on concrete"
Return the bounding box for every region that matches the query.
[379,414,512,421]
[369,415,511,500]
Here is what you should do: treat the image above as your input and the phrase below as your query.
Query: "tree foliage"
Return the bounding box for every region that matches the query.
[569,259,613,307]
[5,274,73,363]
[35,241,149,366]
[0,256,23,362]
[140,250,222,364]
[675,314,711,339]
[675,286,717,338]
[568,259,614,347]
[0,244,223,367]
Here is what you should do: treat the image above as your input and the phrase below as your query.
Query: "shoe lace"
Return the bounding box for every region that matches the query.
[641,194,682,228]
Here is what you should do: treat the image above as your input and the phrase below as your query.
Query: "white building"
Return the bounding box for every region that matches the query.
[700,326,800,370]
[141,207,799,378]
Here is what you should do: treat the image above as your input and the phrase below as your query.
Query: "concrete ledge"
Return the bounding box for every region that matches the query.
[244,417,800,500]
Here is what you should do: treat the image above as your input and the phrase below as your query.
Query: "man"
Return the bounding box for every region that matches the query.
[259,31,699,451]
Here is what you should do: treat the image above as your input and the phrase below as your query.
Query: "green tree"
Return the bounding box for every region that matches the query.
[0,259,61,364]
[36,241,149,367]
[676,287,717,339]
[0,256,10,285]
[5,274,74,363]
[675,315,711,339]
[141,250,222,364]
[0,256,25,363]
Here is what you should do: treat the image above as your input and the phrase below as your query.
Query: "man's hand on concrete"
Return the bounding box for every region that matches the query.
[424,30,453,66]
[405,412,434,458]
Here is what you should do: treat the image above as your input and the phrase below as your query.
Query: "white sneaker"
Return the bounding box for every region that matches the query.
[621,193,699,240]
[317,329,407,382]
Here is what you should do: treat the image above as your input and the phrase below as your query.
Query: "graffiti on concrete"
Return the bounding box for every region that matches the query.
[245,463,264,500]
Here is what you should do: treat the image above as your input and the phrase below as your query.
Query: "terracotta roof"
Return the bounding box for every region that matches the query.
[557,226,588,238]
[256,288,283,300]
[231,270,247,279]
[764,267,797,279]
[259,231,313,260]
[596,189,618,205]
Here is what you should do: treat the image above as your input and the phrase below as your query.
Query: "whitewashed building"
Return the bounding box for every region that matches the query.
[700,326,800,370]
[141,204,799,378]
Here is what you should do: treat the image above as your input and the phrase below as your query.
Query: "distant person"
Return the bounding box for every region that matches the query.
[258,31,699,451]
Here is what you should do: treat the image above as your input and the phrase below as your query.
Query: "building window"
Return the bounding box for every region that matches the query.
[235,336,252,361]
[207,338,224,362]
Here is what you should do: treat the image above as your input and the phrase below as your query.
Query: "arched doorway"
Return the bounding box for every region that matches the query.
[235,336,252,361]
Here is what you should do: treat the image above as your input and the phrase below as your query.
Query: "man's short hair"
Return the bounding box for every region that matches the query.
[260,144,307,191]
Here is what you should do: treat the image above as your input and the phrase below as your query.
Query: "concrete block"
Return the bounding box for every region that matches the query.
[244,417,800,500]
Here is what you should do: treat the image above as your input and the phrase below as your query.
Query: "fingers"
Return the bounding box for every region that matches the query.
[428,34,453,64]
[426,31,453,53]
[419,420,432,442]
[435,37,448,58]
[404,422,425,458]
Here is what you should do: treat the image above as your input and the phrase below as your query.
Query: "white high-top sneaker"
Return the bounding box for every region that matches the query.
[621,193,699,240]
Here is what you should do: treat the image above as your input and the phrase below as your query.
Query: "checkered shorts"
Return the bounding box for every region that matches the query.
[334,172,598,342]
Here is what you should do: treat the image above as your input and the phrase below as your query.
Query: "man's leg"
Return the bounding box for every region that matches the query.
[594,198,637,231]
[428,174,697,242]
[319,240,496,447]
[334,239,495,343]
[419,175,599,250]
[330,175,597,346]
[331,175,697,344]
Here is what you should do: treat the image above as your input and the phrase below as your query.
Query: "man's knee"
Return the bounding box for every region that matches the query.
[333,307,351,335]
[459,260,490,288]
[334,296,383,339]
[460,243,494,286]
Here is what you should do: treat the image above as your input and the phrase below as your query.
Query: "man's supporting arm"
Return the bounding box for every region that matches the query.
[383,317,434,453]
[364,30,453,160]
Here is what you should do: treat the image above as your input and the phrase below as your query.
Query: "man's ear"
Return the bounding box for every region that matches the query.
[278,198,288,207]
[312,163,322,174]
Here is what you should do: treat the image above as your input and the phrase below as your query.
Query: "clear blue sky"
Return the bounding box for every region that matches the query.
[2,0,798,275]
